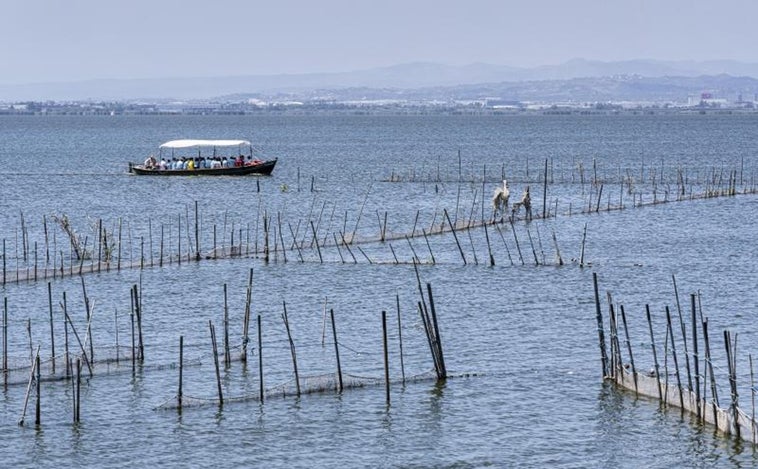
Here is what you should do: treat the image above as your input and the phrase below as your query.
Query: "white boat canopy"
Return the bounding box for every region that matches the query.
[159,139,252,149]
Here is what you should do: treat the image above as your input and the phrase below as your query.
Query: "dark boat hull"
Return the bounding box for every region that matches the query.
[129,159,277,176]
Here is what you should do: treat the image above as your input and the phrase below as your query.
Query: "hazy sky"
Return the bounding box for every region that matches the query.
[2,0,757,84]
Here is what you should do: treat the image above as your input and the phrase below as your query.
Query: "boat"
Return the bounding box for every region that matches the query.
[129,139,277,176]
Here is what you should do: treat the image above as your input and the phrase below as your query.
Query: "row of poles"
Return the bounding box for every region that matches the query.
[174,264,445,410]
[7,280,146,426]
[4,157,756,285]
[384,152,755,192]
[593,272,757,443]
[6,266,448,424]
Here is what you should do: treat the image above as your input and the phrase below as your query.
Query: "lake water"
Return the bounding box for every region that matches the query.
[0,113,757,468]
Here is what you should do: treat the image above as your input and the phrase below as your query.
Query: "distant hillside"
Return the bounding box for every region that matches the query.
[223,75,758,105]
[3,59,758,102]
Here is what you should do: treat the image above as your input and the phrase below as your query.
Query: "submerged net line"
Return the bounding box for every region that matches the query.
[611,367,758,444]
[154,370,458,411]
[0,341,232,387]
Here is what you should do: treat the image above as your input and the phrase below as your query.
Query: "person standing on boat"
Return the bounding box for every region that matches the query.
[144,154,157,169]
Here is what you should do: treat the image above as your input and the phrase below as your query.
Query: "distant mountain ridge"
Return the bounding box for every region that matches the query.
[3,59,758,102]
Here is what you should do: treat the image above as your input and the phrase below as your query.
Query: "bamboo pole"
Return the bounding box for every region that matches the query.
[619,305,637,394]
[339,232,357,263]
[3,299,7,387]
[443,209,466,265]
[130,300,135,376]
[178,335,183,409]
[691,294,701,420]
[48,282,55,374]
[421,229,436,265]
[427,283,446,379]
[418,301,440,376]
[330,309,343,392]
[484,222,495,266]
[209,321,223,407]
[282,301,300,397]
[750,354,756,444]
[242,268,253,362]
[542,158,548,218]
[18,345,40,426]
[321,297,328,346]
[133,285,144,361]
[258,314,264,402]
[82,277,93,362]
[592,273,608,377]
[75,358,81,423]
[35,353,41,425]
[664,306,684,409]
[382,310,390,405]
[702,318,719,430]
[310,221,323,264]
[579,222,587,267]
[509,220,525,265]
[223,284,230,367]
[351,184,372,244]
[645,305,663,401]
[195,201,200,261]
[396,293,405,384]
[671,275,693,392]
[62,297,93,377]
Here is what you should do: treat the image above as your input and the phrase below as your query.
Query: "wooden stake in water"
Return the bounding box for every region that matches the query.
[330,309,343,392]
[664,306,684,409]
[195,200,200,261]
[427,283,446,379]
[3,299,7,387]
[209,321,223,407]
[443,209,466,265]
[542,158,548,218]
[282,301,300,396]
[258,314,264,402]
[223,284,230,367]
[619,305,637,394]
[75,358,81,423]
[645,305,663,401]
[396,293,405,384]
[690,294,701,420]
[242,268,253,362]
[382,310,390,405]
[18,345,40,426]
[484,222,495,266]
[178,335,183,410]
[592,273,608,377]
[48,282,56,374]
[35,353,40,425]
[671,275,693,392]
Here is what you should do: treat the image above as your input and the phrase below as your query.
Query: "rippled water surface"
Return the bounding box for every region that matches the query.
[0,113,757,468]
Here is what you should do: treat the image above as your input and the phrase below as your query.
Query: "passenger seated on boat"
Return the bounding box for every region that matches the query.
[144,155,157,169]
[159,158,168,170]
[187,158,195,170]
[211,157,222,169]
[235,155,244,167]
[221,157,229,168]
